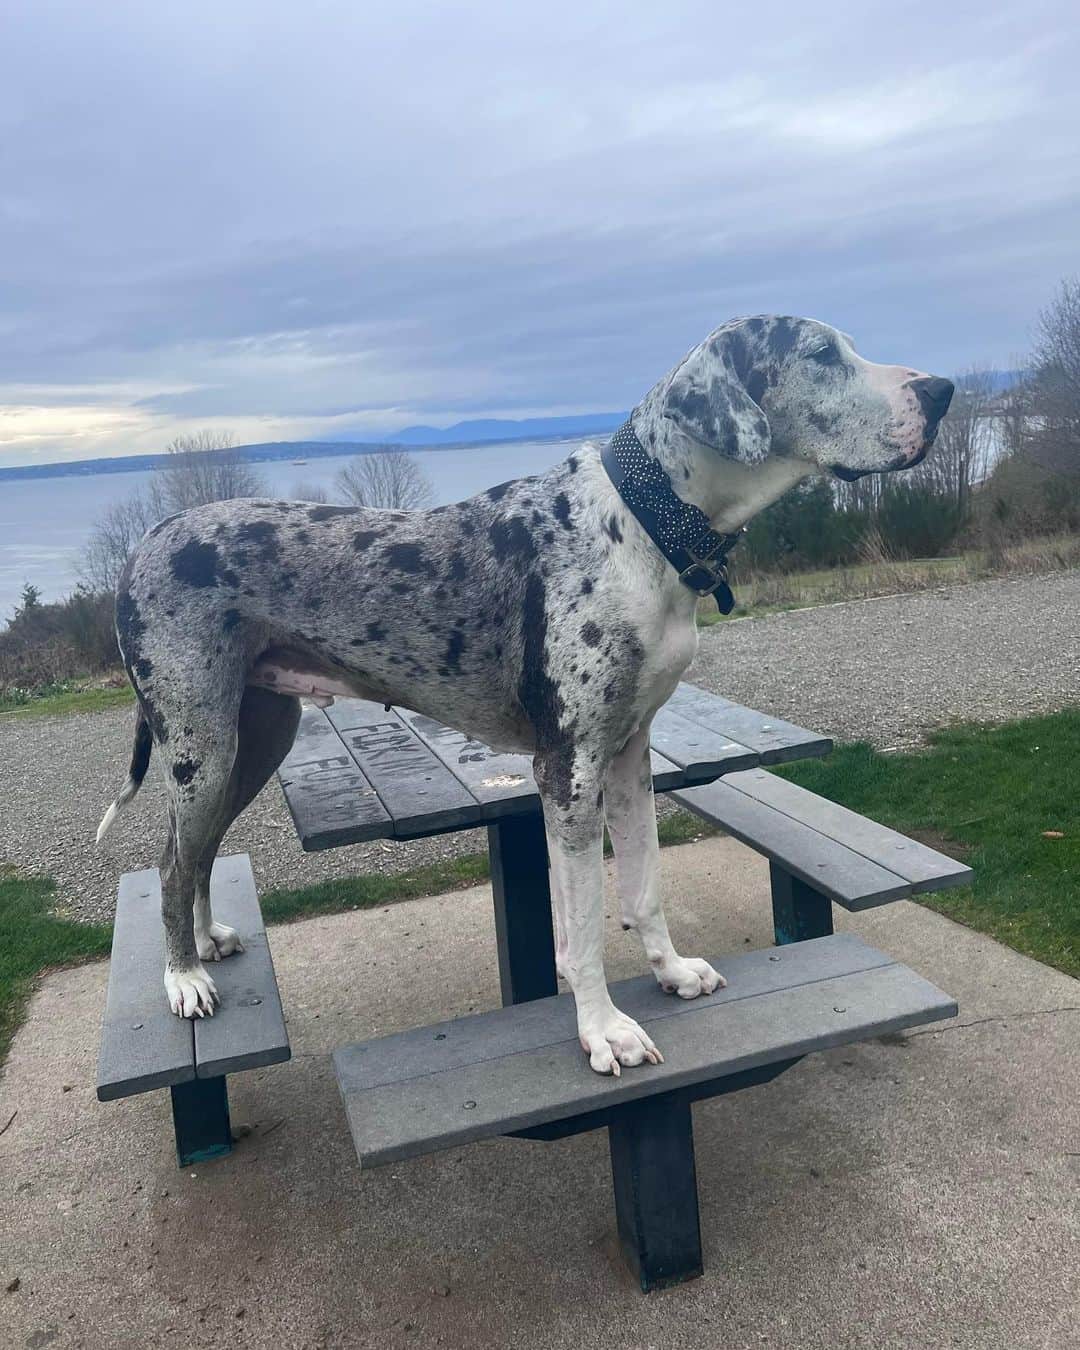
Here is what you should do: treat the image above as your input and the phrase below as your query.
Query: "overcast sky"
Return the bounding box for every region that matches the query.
[1,0,1077,467]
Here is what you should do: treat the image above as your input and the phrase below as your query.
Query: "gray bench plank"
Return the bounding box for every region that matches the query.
[328,698,483,836]
[97,869,195,1101]
[278,706,393,849]
[396,709,538,813]
[650,706,758,781]
[193,854,291,1079]
[668,684,833,764]
[335,934,956,1166]
[669,779,912,909]
[723,769,974,892]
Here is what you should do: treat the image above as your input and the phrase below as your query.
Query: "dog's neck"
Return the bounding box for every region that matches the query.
[630,400,813,534]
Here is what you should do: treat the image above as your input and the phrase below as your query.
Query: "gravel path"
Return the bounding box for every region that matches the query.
[2,569,1077,924]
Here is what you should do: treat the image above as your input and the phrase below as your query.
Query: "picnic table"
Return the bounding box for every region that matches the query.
[270,680,959,1290]
[96,680,959,1292]
[277,681,834,1005]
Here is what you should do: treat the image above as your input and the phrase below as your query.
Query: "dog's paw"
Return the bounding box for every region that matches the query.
[578,1008,664,1076]
[654,956,726,999]
[164,964,218,1018]
[196,922,245,962]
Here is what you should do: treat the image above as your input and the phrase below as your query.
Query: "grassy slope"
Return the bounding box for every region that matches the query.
[778,710,1080,978]
[0,684,134,718]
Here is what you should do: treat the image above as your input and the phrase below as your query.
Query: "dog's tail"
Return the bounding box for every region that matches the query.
[96,707,153,843]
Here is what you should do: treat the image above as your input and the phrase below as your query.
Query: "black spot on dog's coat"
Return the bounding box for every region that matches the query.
[172,758,200,786]
[387,542,426,573]
[352,529,382,551]
[581,578,594,594]
[581,621,602,647]
[553,493,573,530]
[223,608,242,632]
[366,621,386,642]
[447,554,467,582]
[567,456,578,473]
[236,521,280,563]
[488,517,537,565]
[604,514,623,544]
[308,504,357,521]
[440,629,466,674]
[170,539,220,588]
[487,481,512,501]
[766,318,797,360]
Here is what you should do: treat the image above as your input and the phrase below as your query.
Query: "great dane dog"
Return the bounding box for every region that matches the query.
[98,315,953,1075]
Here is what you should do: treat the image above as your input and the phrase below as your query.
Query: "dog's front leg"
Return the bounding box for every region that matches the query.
[605,723,725,998]
[536,749,662,1076]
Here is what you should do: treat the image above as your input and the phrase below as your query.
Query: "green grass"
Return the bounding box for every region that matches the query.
[777,709,1080,979]
[0,869,112,1066]
[0,682,134,718]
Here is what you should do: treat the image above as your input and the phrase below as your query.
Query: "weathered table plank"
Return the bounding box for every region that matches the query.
[334,934,956,1166]
[650,705,758,781]
[396,709,537,813]
[278,706,393,849]
[328,699,483,836]
[193,854,291,1078]
[667,685,833,765]
[278,682,832,849]
[97,868,194,1100]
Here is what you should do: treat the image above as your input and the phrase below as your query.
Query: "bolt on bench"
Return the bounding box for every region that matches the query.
[97,854,289,1167]
[276,683,962,1290]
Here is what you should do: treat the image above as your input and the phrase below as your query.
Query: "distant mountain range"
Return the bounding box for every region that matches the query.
[387,412,626,445]
[0,413,628,483]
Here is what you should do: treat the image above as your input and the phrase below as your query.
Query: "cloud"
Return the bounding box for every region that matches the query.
[0,0,1077,465]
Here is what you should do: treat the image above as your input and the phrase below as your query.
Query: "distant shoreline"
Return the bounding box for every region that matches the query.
[0,420,625,484]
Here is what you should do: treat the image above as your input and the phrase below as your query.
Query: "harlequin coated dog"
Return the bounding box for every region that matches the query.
[98,315,953,1075]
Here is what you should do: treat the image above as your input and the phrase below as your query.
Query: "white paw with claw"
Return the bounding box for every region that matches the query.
[164,964,218,1018]
[654,956,726,999]
[578,1006,664,1076]
[196,921,245,962]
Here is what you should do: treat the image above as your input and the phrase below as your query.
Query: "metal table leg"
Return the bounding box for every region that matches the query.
[770,862,834,945]
[170,1076,232,1167]
[609,1094,703,1292]
[488,811,558,1005]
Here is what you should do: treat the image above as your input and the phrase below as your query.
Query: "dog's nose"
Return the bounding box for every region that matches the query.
[910,376,955,422]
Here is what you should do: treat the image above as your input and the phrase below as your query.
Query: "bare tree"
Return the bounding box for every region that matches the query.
[1029,276,1080,476]
[80,492,159,592]
[335,451,434,510]
[915,365,997,516]
[153,430,266,513]
[290,480,330,503]
[81,428,267,593]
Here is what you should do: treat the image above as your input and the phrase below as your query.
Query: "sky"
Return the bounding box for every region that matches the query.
[1,0,1078,468]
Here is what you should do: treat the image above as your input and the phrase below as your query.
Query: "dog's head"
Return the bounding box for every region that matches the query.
[655,315,954,481]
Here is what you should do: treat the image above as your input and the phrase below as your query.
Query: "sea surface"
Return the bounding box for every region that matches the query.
[0,439,579,622]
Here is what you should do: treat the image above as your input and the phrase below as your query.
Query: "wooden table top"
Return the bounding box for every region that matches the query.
[276,681,832,852]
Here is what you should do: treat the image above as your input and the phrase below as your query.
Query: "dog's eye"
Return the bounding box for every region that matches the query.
[808,343,839,365]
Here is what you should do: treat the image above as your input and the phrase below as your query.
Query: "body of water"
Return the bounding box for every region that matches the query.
[0,439,580,621]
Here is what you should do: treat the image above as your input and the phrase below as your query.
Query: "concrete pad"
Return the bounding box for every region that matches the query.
[2,836,1078,1350]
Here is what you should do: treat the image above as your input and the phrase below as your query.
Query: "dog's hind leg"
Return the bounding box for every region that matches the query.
[605,722,724,998]
[536,747,662,1076]
[153,663,253,1018]
[192,688,301,962]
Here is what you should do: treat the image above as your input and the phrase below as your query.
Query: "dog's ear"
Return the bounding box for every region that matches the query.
[662,334,771,466]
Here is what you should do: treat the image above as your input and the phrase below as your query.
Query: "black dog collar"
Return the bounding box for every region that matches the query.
[601,421,741,613]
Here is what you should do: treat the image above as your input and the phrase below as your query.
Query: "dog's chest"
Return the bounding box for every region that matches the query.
[636,611,699,711]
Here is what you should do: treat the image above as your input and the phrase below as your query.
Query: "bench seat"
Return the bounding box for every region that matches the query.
[334,933,955,1289]
[335,933,955,1165]
[97,854,290,1165]
[668,768,973,944]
